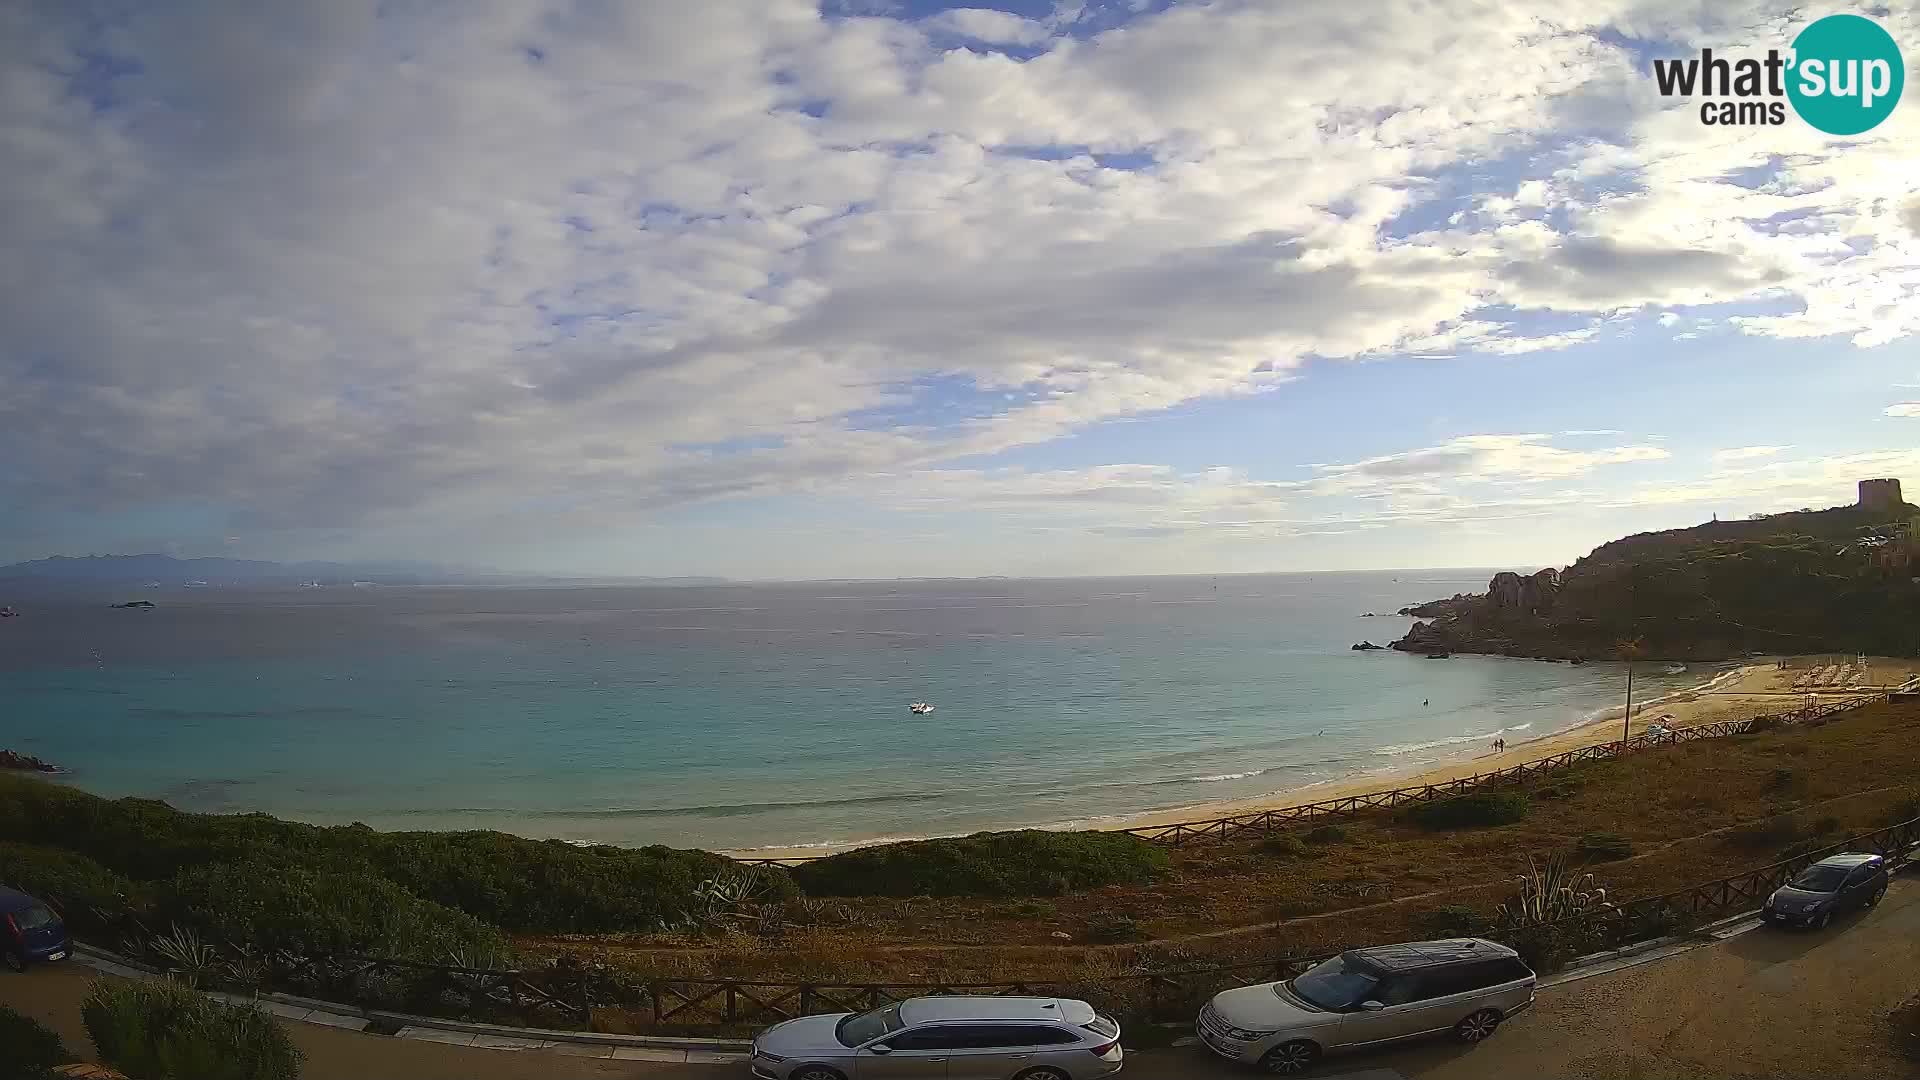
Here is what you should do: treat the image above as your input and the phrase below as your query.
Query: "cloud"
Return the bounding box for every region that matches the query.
[2,0,1917,565]
[1887,403,1920,418]
[924,8,1050,45]
[1712,445,1788,463]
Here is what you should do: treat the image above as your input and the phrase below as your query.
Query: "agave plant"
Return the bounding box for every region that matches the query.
[150,923,220,988]
[685,867,778,932]
[1496,853,1613,927]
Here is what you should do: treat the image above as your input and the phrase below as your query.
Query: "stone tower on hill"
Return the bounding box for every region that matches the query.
[1858,478,1904,512]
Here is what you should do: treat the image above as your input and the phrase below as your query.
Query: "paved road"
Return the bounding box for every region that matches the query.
[6,880,1917,1080]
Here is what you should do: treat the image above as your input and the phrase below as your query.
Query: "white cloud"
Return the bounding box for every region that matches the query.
[924,8,1051,45]
[2,0,1916,566]
[1712,445,1788,463]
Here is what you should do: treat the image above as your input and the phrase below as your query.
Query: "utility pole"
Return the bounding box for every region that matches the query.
[1622,655,1635,743]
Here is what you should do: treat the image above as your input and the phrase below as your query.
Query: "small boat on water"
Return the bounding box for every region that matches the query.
[1665,663,1688,675]
[0,606,18,618]
[908,701,936,715]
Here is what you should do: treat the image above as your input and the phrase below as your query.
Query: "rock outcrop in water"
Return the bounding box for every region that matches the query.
[0,750,59,773]
[1390,488,1920,662]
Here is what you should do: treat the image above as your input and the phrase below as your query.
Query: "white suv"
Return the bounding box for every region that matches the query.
[1197,938,1536,1074]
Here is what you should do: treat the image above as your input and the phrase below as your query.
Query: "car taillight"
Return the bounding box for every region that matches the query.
[3,913,19,941]
[1090,1040,1121,1059]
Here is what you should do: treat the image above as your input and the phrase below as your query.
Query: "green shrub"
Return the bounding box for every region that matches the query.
[1769,767,1795,787]
[1304,824,1348,845]
[1496,920,1608,974]
[161,861,506,963]
[364,831,759,934]
[82,979,302,1080]
[0,774,752,934]
[1747,715,1780,733]
[1403,791,1529,830]
[1083,913,1145,944]
[0,1005,72,1077]
[0,842,142,926]
[1811,816,1841,836]
[791,830,1170,898]
[1575,832,1633,862]
[1414,904,1488,938]
[1253,835,1310,859]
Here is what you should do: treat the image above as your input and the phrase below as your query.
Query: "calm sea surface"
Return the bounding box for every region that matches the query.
[0,574,1719,851]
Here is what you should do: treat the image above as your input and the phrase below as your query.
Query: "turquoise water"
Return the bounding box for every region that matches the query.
[0,574,1718,851]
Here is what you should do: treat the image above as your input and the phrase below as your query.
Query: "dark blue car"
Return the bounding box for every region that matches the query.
[1,886,72,971]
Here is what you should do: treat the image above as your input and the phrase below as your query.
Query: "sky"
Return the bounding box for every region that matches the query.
[2,0,1917,581]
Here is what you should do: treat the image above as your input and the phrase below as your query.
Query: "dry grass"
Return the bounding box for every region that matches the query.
[527,699,1920,986]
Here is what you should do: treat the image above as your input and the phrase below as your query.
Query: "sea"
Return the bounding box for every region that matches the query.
[0,573,1723,853]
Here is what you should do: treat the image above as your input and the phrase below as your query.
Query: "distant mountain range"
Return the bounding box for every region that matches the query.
[0,554,729,591]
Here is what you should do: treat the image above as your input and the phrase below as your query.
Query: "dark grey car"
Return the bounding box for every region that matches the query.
[749,995,1123,1080]
[1762,853,1888,928]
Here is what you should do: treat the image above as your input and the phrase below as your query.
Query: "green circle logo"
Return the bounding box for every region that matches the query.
[1787,14,1904,135]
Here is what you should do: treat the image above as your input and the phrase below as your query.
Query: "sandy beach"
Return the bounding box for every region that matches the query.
[730,654,1920,860]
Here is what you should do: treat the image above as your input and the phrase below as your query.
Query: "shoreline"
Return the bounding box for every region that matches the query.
[725,655,1917,860]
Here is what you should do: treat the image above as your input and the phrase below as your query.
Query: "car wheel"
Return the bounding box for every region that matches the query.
[1259,1040,1320,1075]
[1,948,24,973]
[790,1067,844,1080]
[1811,910,1832,929]
[1014,1068,1072,1080]
[1455,1009,1502,1043]
[1866,884,1887,908]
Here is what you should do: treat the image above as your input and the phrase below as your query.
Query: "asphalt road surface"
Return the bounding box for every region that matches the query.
[6,878,1917,1080]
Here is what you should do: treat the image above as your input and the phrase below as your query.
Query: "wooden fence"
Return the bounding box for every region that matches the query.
[76,807,1910,1033]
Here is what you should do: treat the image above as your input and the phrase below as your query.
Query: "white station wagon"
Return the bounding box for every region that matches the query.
[1197,938,1536,1074]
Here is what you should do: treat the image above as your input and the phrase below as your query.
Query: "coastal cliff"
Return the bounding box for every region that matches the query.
[1392,489,1920,662]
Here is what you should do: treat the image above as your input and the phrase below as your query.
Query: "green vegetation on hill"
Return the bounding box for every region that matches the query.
[1395,500,1920,660]
[0,774,763,938]
[791,829,1170,897]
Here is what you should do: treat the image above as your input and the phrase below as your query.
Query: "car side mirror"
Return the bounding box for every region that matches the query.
[1359,1000,1385,1011]
[869,1045,893,1055]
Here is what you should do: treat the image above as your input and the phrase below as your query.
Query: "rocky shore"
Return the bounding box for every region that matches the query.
[1389,490,1920,662]
[0,749,60,773]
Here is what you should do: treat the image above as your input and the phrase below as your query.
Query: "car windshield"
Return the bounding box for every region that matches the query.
[1287,955,1382,1011]
[13,905,57,930]
[1790,865,1851,891]
[835,1003,905,1047]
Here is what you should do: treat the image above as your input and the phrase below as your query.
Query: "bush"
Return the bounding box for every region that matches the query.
[1769,767,1795,787]
[1413,904,1487,939]
[0,842,143,926]
[1810,816,1841,836]
[1253,835,1310,859]
[1747,715,1780,733]
[0,1006,72,1077]
[1403,792,1529,830]
[1304,824,1348,845]
[364,832,759,934]
[1083,913,1145,944]
[0,774,752,934]
[161,861,507,963]
[83,979,302,1080]
[1575,832,1634,862]
[790,830,1170,898]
